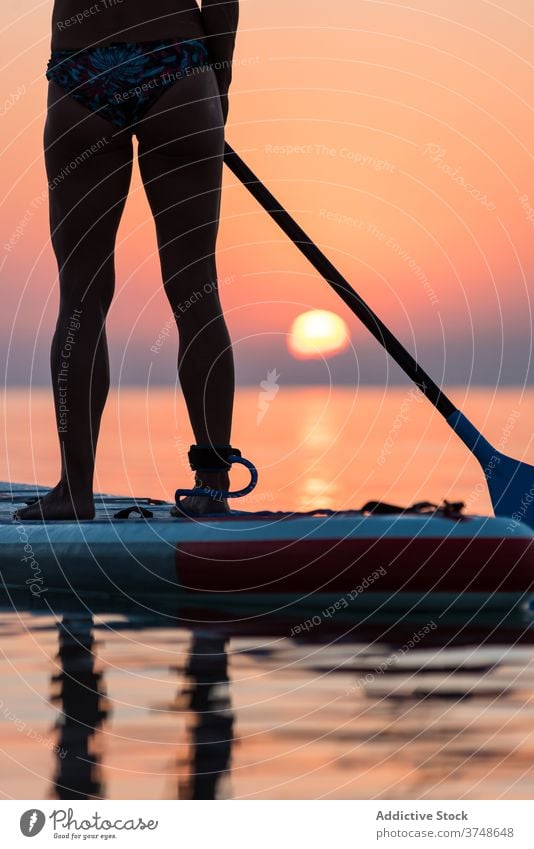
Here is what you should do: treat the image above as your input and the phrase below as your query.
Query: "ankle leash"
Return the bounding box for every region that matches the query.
[175,444,258,503]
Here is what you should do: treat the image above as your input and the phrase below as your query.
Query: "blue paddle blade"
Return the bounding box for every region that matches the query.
[448,411,534,529]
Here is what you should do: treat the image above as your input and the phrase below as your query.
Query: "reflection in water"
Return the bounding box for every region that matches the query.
[25,607,534,799]
[50,616,108,800]
[48,620,233,800]
[175,634,234,800]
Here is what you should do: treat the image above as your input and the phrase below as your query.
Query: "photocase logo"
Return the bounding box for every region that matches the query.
[257,368,280,425]
[20,809,46,837]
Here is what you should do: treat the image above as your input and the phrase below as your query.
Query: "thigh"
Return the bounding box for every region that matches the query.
[44,81,134,271]
[136,68,225,297]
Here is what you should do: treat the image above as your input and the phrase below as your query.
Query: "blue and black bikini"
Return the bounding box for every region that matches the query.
[46,38,210,130]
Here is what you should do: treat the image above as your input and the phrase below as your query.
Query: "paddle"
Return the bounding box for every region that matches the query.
[224,143,534,528]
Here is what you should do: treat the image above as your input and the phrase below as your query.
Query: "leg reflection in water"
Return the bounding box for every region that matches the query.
[175,633,234,800]
[49,616,109,799]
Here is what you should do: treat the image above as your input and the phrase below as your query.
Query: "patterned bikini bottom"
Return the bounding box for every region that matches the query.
[46,38,210,130]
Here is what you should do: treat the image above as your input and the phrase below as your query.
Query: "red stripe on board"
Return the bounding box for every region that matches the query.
[175,537,534,594]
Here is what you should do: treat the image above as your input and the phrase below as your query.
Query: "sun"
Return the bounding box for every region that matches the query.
[288,310,350,359]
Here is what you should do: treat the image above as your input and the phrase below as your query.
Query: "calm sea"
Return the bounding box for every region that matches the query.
[1,386,534,799]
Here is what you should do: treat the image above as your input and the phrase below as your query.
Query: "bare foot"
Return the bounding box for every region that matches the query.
[171,495,230,518]
[13,482,95,521]
[171,471,231,518]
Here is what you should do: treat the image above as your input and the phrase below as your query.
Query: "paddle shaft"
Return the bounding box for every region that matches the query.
[224,143,456,420]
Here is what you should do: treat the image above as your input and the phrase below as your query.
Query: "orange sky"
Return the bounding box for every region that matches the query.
[1,0,533,385]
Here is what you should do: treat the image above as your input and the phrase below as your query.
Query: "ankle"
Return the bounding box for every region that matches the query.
[58,479,93,499]
[194,470,230,493]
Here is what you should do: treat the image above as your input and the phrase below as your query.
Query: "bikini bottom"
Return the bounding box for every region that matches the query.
[45,38,210,130]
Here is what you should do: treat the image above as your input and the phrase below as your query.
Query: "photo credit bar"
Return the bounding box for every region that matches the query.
[3,801,533,847]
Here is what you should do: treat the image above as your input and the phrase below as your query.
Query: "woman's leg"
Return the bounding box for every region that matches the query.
[17,82,133,520]
[137,68,235,513]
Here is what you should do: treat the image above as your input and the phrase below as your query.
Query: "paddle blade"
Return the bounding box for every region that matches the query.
[447,411,534,529]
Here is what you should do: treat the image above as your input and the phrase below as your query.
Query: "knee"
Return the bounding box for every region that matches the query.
[54,228,115,297]
[58,287,113,327]
[58,272,114,317]
[170,283,225,328]
[52,226,112,270]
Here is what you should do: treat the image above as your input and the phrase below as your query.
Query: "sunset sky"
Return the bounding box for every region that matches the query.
[1,0,533,386]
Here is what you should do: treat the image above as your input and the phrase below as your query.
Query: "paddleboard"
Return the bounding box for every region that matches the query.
[1,483,533,620]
